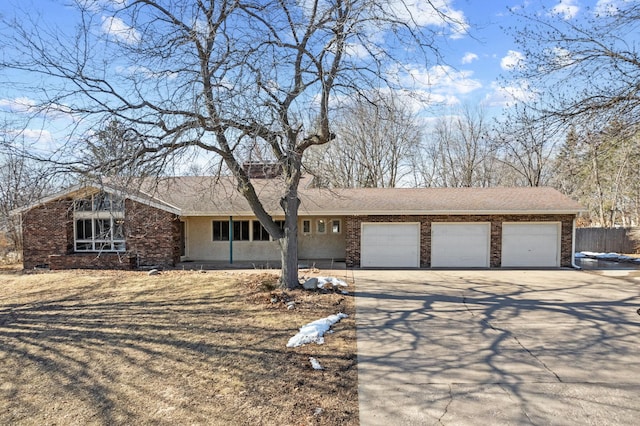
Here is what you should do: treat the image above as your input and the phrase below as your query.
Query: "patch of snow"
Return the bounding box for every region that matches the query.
[577,251,640,263]
[286,313,348,348]
[316,277,348,289]
[309,357,324,370]
[596,252,621,259]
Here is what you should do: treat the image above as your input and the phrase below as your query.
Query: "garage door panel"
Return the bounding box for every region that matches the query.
[501,223,560,267]
[431,223,490,268]
[361,223,420,268]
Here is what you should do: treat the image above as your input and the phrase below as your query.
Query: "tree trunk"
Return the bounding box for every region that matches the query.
[279,190,301,290]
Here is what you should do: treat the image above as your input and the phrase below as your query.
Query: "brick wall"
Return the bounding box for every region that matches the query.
[125,199,181,267]
[346,214,575,268]
[21,197,180,270]
[23,199,74,269]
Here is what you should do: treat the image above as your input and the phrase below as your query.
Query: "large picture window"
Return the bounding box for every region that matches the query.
[73,192,125,252]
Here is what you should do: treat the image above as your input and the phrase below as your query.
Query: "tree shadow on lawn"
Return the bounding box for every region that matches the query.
[355,272,640,423]
[0,276,357,425]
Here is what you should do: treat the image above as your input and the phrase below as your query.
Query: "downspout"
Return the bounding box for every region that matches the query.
[229,216,233,265]
[571,217,581,269]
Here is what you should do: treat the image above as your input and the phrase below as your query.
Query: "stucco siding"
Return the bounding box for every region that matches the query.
[298,216,346,260]
[183,215,346,261]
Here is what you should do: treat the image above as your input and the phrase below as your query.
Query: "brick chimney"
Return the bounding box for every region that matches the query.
[243,162,283,179]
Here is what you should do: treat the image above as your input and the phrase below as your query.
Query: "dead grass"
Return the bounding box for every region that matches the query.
[0,269,358,425]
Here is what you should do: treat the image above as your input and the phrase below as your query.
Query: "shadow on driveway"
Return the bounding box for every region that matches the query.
[354,269,640,425]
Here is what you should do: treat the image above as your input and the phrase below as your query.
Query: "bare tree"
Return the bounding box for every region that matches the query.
[492,105,558,187]
[1,0,464,288]
[427,104,495,187]
[553,122,640,227]
[0,142,56,258]
[507,2,640,128]
[305,92,422,188]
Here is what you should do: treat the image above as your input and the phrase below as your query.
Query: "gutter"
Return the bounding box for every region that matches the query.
[571,217,582,270]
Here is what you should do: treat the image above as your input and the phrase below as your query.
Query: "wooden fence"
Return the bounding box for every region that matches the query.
[575,227,640,253]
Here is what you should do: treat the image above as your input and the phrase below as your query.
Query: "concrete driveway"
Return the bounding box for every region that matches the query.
[354,269,640,425]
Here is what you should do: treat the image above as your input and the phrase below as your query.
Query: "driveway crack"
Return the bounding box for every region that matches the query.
[510,333,563,383]
[463,295,563,383]
[438,384,453,425]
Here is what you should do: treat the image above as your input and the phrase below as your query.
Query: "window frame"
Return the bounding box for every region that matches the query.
[316,218,327,234]
[212,220,250,241]
[73,192,126,253]
[252,220,271,241]
[302,219,312,235]
[331,219,342,234]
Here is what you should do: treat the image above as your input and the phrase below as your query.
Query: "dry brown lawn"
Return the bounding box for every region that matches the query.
[0,268,358,425]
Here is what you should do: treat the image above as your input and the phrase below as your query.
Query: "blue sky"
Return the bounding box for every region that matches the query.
[0,0,633,147]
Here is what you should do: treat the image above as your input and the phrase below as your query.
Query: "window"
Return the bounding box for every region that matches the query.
[331,219,341,234]
[74,192,124,213]
[233,221,250,241]
[74,217,126,252]
[73,192,125,253]
[302,219,311,234]
[253,221,270,241]
[213,220,249,241]
[317,219,327,234]
[213,221,230,241]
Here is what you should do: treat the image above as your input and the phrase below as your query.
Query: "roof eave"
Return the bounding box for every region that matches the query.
[300,209,582,216]
[179,209,582,217]
[12,183,182,216]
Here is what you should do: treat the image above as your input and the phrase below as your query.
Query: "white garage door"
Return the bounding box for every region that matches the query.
[431,223,490,268]
[361,223,420,268]
[501,222,560,267]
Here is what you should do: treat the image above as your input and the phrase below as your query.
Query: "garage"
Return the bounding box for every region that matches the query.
[361,223,420,267]
[501,222,560,267]
[431,223,490,268]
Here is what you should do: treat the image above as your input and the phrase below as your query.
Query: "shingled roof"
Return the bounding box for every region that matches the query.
[138,176,582,216]
[15,175,582,217]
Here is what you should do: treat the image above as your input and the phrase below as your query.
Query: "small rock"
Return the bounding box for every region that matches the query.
[302,277,319,290]
[271,296,279,304]
[198,269,206,274]
[314,407,323,416]
[148,269,160,276]
[286,301,296,310]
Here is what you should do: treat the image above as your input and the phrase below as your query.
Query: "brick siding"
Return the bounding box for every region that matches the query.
[346,214,575,268]
[22,197,180,270]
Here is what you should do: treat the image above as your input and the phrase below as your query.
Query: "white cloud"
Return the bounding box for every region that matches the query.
[0,97,37,113]
[461,52,478,64]
[385,0,469,38]
[500,50,526,71]
[1,128,54,145]
[484,81,537,107]
[0,97,77,122]
[101,16,140,44]
[551,46,573,67]
[345,42,371,59]
[400,64,482,95]
[550,0,580,20]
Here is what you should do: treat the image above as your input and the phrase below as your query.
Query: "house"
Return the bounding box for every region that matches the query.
[15,175,583,270]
